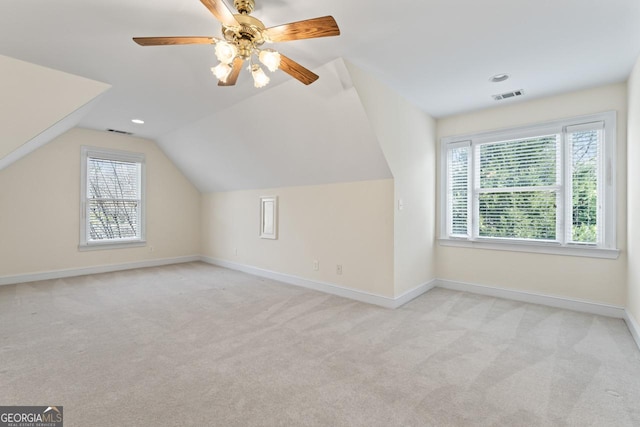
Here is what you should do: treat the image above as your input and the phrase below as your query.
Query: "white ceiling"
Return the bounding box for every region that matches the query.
[0,54,109,163]
[1,0,639,190]
[158,59,392,192]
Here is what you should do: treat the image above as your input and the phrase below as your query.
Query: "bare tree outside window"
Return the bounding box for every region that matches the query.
[87,157,141,241]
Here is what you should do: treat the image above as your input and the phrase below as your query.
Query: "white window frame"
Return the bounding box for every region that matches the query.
[440,111,618,259]
[79,146,146,250]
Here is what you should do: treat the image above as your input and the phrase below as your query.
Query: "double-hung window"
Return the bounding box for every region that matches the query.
[441,111,617,258]
[80,147,146,249]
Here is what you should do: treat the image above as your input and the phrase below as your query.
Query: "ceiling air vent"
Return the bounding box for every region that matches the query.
[492,89,524,101]
[106,129,134,136]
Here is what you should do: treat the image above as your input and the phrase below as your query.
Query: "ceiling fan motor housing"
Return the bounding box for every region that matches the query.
[222,13,267,59]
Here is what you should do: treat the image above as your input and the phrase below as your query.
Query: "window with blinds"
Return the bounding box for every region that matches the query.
[477,135,559,241]
[567,123,602,245]
[440,111,616,255]
[447,144,470,237]
[80,147,145,248]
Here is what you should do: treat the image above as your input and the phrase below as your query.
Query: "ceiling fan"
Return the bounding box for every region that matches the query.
[133,0,340,88]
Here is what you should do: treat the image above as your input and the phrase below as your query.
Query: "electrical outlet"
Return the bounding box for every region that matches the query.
[234,248,238,256]
[149,246,154,252]
[313,260,319,271]
[336,264,342,275]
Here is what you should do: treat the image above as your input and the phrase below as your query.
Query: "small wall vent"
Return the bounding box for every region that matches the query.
[492,89,524,101]
[106,129,134,136]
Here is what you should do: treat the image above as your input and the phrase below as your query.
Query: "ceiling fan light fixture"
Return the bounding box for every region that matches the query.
[133,0,340,87]
[251,64,270,88]
[258,49,281,72]
[212,62,233,82]
[215,41,238,64]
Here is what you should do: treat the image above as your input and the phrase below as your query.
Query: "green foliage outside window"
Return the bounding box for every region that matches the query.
[472,131,598,243]
[478,136,557,240]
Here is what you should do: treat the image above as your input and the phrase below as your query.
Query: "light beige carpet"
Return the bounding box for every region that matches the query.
[1,262,639,426]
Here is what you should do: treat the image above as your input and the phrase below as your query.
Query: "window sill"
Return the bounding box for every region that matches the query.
[438,238,619,259]
[78,240,147,252]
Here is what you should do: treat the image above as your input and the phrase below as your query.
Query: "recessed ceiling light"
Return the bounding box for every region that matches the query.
[490,74,510,83]
[131,119,145,124]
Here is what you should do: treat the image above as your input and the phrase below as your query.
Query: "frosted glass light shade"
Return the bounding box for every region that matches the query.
[251,65,270,88]
[215,42,237,64]
[258,50,281,72]
[211,63,232,82]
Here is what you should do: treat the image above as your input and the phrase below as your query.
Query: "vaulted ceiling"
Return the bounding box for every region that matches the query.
[1,0,639,190]
[0,55,110,169]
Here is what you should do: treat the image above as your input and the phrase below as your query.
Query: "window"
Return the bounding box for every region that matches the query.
[440,111,617,258]
[80,147,145,249]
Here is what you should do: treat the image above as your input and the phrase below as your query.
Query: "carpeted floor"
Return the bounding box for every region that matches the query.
[1,262,639,426]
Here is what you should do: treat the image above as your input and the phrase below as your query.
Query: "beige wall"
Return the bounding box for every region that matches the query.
[436,83,628,306]
[346,61,438,296]
[201,180,395,297]
[628,57,640,322]
[0,55,110,160]
[0,128,201,277]
[2,66,633,313]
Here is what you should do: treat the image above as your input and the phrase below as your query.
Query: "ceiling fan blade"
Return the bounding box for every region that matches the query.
[264,16,340,43]
[133,37,216,46]
[200,0,239,27]
[218,57,244,86]
[279,55,319,85]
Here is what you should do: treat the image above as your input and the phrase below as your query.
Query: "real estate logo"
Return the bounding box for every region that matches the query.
[0,406,63,427]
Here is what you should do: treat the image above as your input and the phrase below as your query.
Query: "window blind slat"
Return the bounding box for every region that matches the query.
[475,135,559,240]
[447,146,470,236]
[479,191,557,240]
[479,135,558,189]
[569,128,601,244]
[88,159,140,200]
[87,157,142,242]
[88,200,139,240]
[565,121,604,134]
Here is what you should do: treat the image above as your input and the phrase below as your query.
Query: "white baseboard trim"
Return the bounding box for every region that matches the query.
[200,256,435,309]
[2,255,632,328]
[0,255,201,286]
[394,281,438,308]
[436,279,625,318]
[624,310,640,351]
